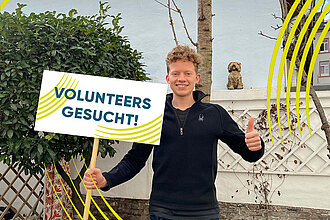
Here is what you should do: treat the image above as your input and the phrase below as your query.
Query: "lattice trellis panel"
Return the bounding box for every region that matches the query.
[217,104,330,175]
[0,163,44,219]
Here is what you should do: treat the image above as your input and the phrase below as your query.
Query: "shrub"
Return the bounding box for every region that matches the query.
[0,2,148,175]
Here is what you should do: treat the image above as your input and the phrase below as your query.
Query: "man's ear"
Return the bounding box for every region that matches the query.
[196,73,201,83]
[166,74,170,84]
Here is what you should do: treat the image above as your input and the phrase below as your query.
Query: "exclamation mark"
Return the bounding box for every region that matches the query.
[134,115,139,126]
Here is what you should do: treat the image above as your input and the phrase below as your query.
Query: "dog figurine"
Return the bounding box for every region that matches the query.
[227,62,243,90]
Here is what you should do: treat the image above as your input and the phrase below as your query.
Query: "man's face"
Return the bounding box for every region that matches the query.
[166,60,201,98]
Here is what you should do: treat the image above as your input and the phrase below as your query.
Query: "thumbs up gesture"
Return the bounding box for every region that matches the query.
[245,118,262,151]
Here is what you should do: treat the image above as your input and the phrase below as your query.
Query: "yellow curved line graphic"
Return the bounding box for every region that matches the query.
[287,0,323,137]
[53,161,84,220]
[36,80,79,120]
[267,0,301,143]
[97,119,162,136]
[306,19,330,133]
[95,114,163,143]
[96,125,161,141]
[145,136,161,145]
[37,78,75,115]
[80,155,123,220]
[0,0,11,11]
[71,156,111,220]
[135,132,161,144]
[296,2,330,135]
[95,132,160,145]
[38,74,70,107]
[98,114,163,132]
[278,0,313,141]
[38,76,73,111]
[61,158,97,220]
[96,117,162,136]
[39,73,67,101]
[43,163,72,220]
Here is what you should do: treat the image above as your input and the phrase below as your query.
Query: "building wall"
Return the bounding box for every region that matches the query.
[313,31,330,85]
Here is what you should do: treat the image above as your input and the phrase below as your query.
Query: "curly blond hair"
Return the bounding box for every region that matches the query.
[166,45,202,73]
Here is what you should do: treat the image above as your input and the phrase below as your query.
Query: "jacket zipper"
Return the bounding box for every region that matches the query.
[180,127,183,136]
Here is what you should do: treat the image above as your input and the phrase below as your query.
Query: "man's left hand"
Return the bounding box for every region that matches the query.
[245,117,262,151]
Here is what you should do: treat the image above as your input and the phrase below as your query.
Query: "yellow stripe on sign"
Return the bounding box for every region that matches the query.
[145,137,161,145]
[287,0,323,137]
[98,114,163,131]
[37,78,75,114]
[136,132,161,144]
[276,0,313,141]
[0,0,11,11]
[36,81,79,120]
[80,155,123,220]
[96,125,161,141]
[295,2,330,135]
[96,119,162,136]
[267,0,301,144]
[39,73,67,101]
[38,74,70,107]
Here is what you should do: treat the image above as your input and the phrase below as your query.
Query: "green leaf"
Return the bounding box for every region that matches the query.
[37,144,43,155]
[68,9,77,18]
[10,104,17,111]
[0,155,6,162]
[47,148,56,160]
[18,81,25,87]
[7,130,13,138]
[20,117,28,126]
[4,110,9,116]
[28,114,34,121]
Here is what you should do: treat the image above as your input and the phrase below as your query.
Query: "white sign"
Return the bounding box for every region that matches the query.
[34,70,167,145]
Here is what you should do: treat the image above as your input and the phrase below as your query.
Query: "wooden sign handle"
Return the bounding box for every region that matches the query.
[83,138,99,220]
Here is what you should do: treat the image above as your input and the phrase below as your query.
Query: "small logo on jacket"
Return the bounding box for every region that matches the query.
[198,114,204,122]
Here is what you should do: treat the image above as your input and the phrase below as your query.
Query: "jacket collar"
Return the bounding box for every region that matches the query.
[166,90,208,104]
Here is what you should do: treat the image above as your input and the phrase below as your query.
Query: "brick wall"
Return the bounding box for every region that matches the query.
[80,197,330,220]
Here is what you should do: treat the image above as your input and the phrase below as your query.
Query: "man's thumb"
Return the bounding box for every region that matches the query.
[246,117,255,133]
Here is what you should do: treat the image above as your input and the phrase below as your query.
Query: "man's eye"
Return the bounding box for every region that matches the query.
[186,72,191,75]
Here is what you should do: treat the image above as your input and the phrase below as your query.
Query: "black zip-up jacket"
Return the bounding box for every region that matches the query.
[102,91,264,211]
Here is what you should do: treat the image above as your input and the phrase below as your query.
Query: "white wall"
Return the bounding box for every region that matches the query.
[3,0,282,90]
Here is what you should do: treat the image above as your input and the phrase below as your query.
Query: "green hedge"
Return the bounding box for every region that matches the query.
[0,2,149,175]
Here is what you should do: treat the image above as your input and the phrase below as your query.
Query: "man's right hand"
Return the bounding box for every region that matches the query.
[83,168,108,189]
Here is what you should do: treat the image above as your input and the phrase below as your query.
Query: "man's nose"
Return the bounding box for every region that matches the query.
[178,73,186,81]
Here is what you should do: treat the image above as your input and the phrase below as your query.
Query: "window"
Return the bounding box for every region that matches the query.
[320,39,329,52]
[320,61,329,77]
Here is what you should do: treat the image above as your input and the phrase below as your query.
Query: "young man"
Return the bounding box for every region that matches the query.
[83,45,264,220]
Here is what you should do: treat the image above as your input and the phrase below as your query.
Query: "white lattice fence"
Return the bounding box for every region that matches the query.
[212,89,330,176]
